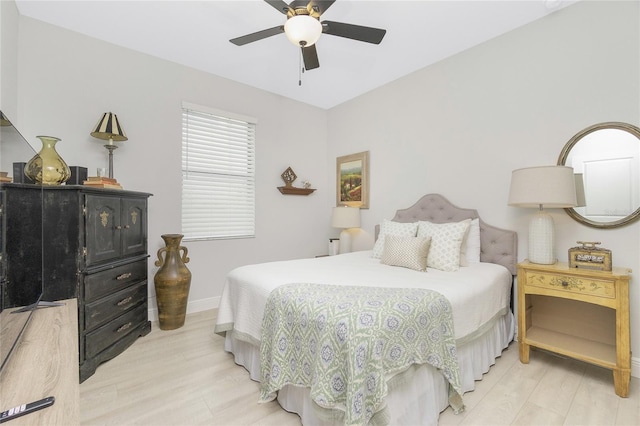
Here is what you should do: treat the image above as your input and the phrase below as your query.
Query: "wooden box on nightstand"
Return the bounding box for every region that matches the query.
[517,260,631,397]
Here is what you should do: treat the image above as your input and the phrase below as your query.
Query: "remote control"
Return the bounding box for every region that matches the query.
[0,397,55,423]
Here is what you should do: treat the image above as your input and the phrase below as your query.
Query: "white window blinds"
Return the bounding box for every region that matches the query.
[181,102,256,240]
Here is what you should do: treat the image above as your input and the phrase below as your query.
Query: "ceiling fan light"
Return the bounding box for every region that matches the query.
[284,15,322,47]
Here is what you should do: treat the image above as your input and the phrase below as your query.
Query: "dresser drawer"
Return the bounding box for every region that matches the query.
[84,259,147,302]
[525,271,615,299]
[85,304,147,358]
[85,281,147,331]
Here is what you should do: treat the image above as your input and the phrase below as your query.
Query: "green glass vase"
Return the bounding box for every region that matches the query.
[25,135,71,185]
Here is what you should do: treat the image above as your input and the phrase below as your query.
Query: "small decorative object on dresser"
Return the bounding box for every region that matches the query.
[24,135,71,185]
[277,166,316,195]
[83,176,123,189]
[154,234,192,330]
[568,241,612,271]
[517,260,631,397]
[12,162,34,184]
[68,166,88,185]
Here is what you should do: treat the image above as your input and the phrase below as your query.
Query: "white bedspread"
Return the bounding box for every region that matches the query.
[215,251,512,346]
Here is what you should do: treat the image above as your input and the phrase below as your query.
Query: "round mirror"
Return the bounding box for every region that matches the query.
[558,122,640,228]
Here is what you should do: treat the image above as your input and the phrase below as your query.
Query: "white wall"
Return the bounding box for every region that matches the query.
[327,0,640,375]
[1,0,19,120]
[9,15,331,315]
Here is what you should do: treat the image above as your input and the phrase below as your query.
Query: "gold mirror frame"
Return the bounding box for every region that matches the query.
[557,122,640,229]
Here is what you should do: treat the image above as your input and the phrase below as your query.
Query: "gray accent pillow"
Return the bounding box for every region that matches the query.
[380,235,431,271]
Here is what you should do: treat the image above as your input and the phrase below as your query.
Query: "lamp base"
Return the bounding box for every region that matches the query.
[339,229,354,254]
[104,144,118,179]
[528,210,556,264]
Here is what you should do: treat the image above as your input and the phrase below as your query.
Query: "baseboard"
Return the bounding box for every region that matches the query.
[147,296,220,323]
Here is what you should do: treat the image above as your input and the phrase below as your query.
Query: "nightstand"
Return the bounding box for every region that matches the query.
[517,260,631,397]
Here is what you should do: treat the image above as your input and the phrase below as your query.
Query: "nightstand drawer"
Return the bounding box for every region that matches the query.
[85,304,147,358]
[85,281,147,331]
[525,271,615,299]
[84,259,147,302]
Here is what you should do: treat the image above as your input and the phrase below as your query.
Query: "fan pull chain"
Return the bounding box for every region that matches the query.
[298,48,303,86]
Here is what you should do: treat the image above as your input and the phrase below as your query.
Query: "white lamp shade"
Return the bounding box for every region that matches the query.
[508,165,577,208]
[331,206,360,228]
[284,15,322,47]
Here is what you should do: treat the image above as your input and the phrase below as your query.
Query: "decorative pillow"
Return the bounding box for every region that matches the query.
[381,236,431,271]
[464,218,481,263]
[459,218,481,266]
[371,220,419,259]
[417,219,471,272]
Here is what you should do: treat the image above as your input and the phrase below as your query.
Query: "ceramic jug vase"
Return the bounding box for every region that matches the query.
[154,234,192,330]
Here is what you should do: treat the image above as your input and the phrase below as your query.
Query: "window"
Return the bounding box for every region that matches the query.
[181,102,256,240]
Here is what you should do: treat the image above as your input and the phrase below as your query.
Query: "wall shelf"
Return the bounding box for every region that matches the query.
[277,186,316,195]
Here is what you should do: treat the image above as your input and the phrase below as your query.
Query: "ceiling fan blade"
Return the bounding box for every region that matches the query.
[302,44,320,70]
[230,26,284,46]
[264,0,292,15]
[307,0,336,16]
[322,21,386,44]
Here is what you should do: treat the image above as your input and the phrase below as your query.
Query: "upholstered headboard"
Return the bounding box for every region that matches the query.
[375,194,518,275]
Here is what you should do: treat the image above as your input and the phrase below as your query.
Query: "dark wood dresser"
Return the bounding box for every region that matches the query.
[2,184,152,382]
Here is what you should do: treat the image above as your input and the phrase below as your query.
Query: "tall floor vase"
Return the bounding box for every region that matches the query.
[154,234,192,330]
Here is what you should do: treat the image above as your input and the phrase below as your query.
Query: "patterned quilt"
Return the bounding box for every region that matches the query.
[259,283,464,425]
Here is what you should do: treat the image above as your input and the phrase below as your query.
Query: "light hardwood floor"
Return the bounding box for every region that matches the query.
[80,309,640,425]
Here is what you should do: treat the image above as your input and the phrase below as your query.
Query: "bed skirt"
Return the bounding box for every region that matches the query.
[224,310,514,425]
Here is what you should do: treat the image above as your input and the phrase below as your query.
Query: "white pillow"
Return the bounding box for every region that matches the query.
[371,220,419,259]
[465,218,481,263]
[417,219,471,272]
[380,235,431,271]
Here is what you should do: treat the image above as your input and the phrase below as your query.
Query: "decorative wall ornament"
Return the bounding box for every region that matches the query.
[277,166,316,195]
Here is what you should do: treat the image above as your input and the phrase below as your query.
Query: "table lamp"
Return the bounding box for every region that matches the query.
[331,206,361,254]
[508,165,577,264]
[90,112,128,179]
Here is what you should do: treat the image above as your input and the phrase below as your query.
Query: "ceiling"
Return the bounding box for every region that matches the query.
[15,0,576,110]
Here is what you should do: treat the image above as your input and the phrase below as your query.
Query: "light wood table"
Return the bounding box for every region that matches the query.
[0,299,79,424]
[517,261,631,397]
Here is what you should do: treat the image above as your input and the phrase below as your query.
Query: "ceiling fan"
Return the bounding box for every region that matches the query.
[229,0,387,71]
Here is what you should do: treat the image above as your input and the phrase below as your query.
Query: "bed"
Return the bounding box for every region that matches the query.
[215,194,517,425]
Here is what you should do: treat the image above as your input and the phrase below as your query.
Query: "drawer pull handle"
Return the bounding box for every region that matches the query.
[117,322,132,333]
[115,225,123,230]
[561,281,569,287]
[117,296,133,306]
[124,225,130,229]
[116,273,132,280]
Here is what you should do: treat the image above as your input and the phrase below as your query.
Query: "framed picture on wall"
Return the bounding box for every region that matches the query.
[336,151,369,209]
